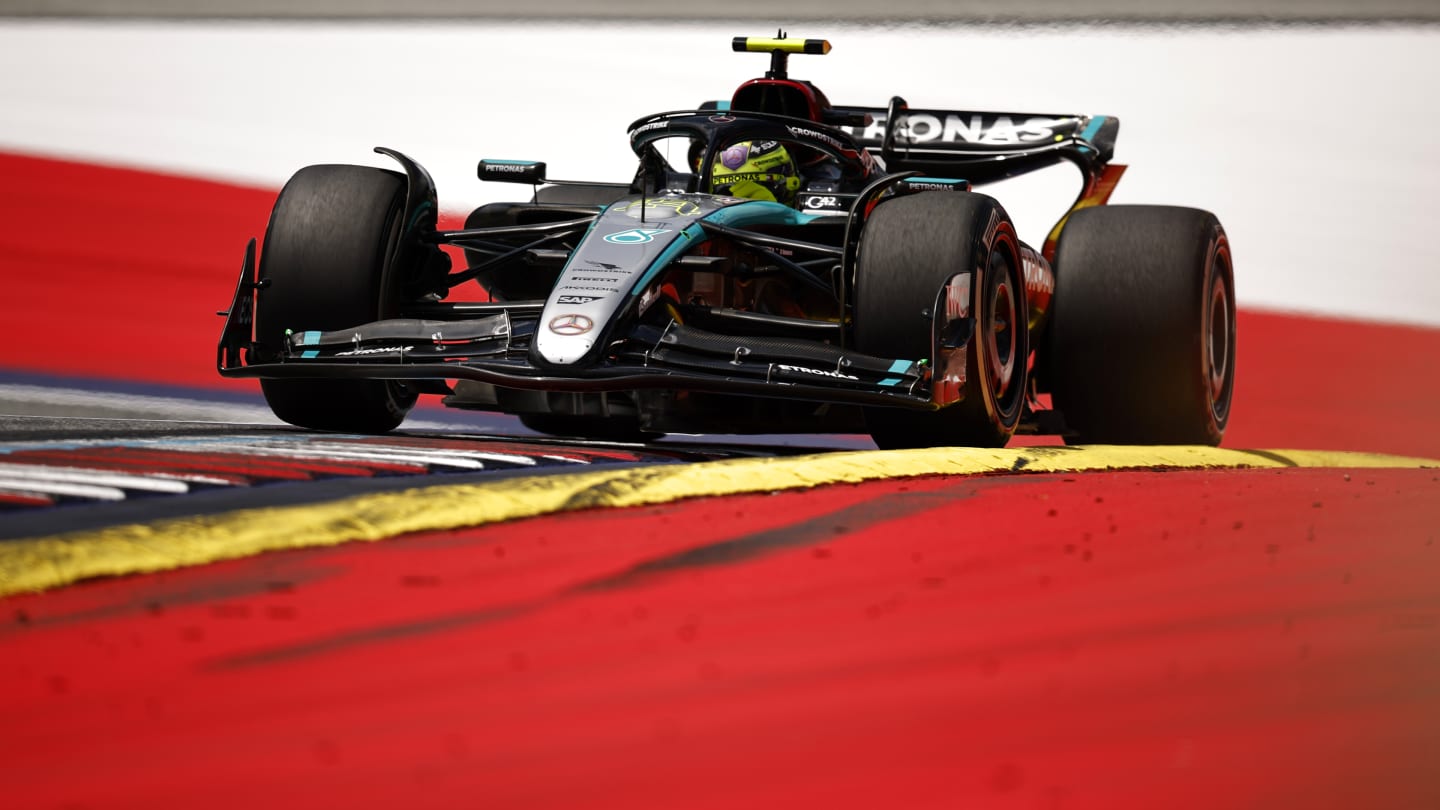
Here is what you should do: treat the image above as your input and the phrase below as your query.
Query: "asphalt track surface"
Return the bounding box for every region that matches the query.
[3,154,1440,807]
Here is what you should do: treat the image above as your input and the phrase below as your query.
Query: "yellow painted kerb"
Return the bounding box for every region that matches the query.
[0,445,1433,598]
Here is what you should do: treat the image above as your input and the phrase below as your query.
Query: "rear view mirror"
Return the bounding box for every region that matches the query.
[478,160,547,184]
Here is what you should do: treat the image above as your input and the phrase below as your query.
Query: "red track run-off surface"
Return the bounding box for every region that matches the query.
[3,152,1440,808]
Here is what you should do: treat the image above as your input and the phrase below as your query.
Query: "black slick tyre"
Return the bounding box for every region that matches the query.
[855,192,1029,449]
[255,165,417,433]
[1045,205,1235,445]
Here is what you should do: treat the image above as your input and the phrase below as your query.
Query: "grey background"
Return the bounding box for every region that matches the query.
[1,0,1437,22]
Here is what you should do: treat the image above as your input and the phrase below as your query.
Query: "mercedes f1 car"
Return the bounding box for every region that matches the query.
[218,35,1235,449]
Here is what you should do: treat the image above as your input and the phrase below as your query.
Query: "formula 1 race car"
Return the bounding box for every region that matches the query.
[218,35,1235,449]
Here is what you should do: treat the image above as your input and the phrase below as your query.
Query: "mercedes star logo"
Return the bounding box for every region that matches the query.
[548,313,595,336]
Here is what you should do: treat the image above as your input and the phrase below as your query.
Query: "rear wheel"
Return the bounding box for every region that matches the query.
[255,165,417,433]
[855,192,1029,449]
[1045,205,1234,445]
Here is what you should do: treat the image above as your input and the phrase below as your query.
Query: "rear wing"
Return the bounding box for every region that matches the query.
[830,103,1119,185]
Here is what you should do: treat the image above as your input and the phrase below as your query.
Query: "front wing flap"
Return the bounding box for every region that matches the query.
[284,315,519,363]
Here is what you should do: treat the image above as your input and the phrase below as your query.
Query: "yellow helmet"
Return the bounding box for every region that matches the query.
[711,140,801,206]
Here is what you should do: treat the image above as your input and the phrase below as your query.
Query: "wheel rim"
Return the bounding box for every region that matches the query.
[1206,271,1230,402]
[986,266,1018,401]
[1204,255,1234,425]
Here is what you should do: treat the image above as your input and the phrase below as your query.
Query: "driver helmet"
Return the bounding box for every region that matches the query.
[711,140,801,207]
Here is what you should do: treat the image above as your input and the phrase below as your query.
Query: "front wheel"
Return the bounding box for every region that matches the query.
[854,192,1029,449]
[255,165,417,433]
[1044,205,1235,445]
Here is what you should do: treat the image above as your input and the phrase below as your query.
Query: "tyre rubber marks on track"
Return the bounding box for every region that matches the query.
[0,435,700,509]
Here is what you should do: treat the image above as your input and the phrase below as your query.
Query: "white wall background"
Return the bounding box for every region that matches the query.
[1,20,1437,326]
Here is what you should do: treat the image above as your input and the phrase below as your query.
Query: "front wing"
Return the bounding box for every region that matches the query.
[218,240,975,413]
